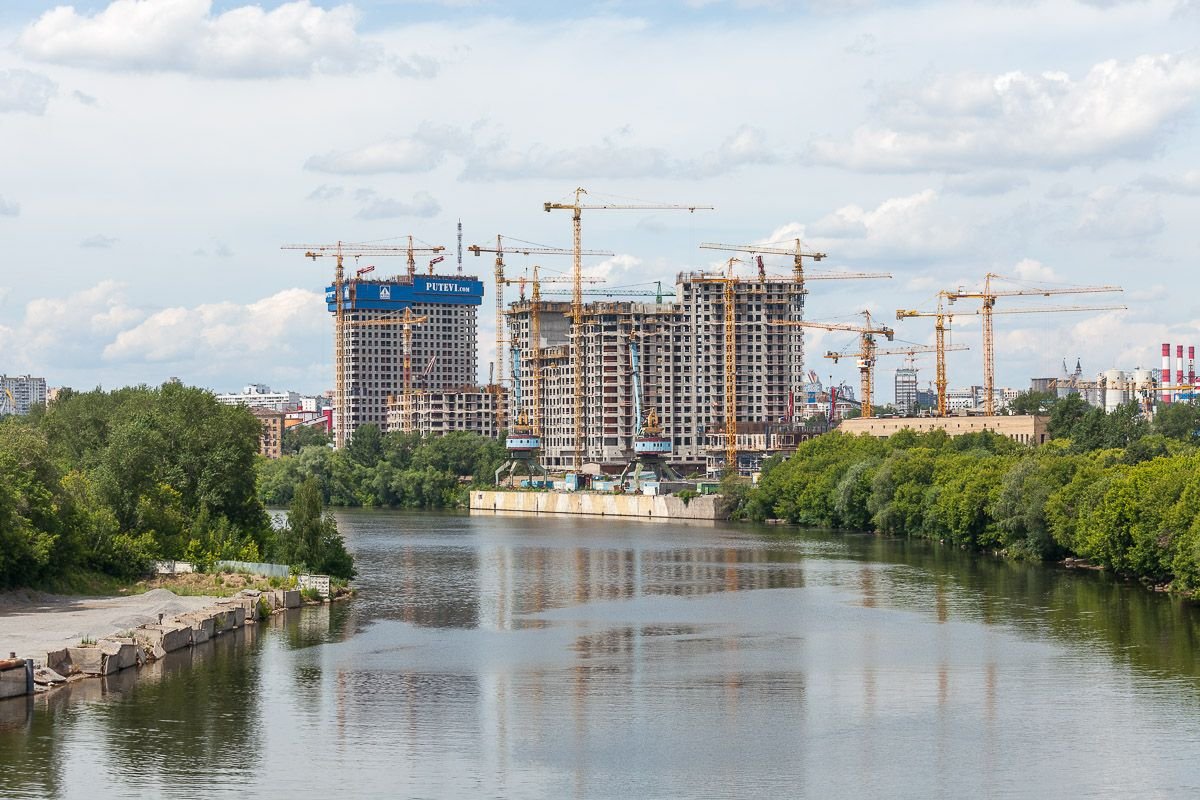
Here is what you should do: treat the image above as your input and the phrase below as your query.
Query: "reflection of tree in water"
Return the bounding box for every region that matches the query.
[760,523,1200,686]
[0,696,64,798]
[86,630,267,785]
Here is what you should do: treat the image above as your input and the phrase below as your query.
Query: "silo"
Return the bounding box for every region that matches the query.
[1104,369,1126,413]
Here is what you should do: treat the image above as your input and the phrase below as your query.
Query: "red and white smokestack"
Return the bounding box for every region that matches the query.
[1163,343,1172,403]
[1190,346,1195,386]
[1177,345,1184,388]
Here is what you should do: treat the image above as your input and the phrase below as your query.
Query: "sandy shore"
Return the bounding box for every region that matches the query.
[0,589,219,662]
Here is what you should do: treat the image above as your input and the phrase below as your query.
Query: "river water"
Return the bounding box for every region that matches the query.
[4,511,1200,798]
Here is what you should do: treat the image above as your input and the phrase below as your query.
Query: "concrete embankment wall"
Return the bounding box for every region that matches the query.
[469,490,729,521]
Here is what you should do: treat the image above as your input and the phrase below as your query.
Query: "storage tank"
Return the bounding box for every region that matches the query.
[1104,369,1126,413]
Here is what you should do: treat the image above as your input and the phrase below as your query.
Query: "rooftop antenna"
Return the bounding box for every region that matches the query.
[457,219,463,275]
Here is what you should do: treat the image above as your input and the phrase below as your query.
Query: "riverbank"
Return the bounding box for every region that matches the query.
[469,489,731,520]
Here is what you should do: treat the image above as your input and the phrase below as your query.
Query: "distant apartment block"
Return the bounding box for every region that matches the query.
[385,388,502,438]
[249,407,286,459]
[0,374,48,416]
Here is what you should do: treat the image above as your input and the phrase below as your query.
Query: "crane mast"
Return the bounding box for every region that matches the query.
[545,188,712,470]
[945,273,1123,415]
[469,235,610,432]
[282,239,442,448]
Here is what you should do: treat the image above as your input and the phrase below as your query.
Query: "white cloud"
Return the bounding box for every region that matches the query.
[103,288,325,364]
[355,190,441,219]
[1010,258,1060,282]
[306,184,344,201]
[72,90,98,106]
[17,0,373,79]
[1077,185,1165,239]
[305,123,469,174]
[463,124,779,181]
[802,189,968,259]
[0,196,19,217]
[0,69,57,115]
[0,281,144,370]
[810,54,1200,171]
[1134,168,1200,194]
[80,234,118,249]
[942,172,1029,196]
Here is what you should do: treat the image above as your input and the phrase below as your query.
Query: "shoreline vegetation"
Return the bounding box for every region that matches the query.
[735,393,1200,597]
[0,384,354,592]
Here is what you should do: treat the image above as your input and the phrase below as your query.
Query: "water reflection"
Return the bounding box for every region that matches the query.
[5,511,1200,798]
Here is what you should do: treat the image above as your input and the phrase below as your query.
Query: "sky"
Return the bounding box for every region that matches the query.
[1,0,1199,402]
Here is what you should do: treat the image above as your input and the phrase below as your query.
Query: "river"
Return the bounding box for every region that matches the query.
[4,510,1200,798]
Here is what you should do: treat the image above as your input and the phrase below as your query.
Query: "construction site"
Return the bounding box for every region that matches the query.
[282,188,1164,507]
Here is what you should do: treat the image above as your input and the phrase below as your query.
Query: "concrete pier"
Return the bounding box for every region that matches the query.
[469,490,730,521]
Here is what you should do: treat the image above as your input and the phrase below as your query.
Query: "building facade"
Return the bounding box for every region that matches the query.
[249,407,286,459]
[505,271,806,471]
[385,388,501,439]
[327,274,483,439]
[839,414,1050,445]
[894,368,918,415]
[0,375,48,416]
[215,384,301,411]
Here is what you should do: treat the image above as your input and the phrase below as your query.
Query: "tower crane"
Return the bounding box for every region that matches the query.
[468,236,612,430]
[944,273,1123,415]
[691,258,745,472]
[897,301,1128,417]
[700,240,891,417]
[357,307,428,434]
[545,188,713,470]
[281,239,443,448]
[826,342,969,414]
[768,311,894,418]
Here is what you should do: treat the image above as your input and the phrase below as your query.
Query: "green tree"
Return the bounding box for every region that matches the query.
[278,477,355,580]
[1008,390,1057,416]
[282,424,331,455]
[1154,403,1200,442]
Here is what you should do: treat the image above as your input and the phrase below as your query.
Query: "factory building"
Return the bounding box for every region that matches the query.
[327,275,483,437]
[505,271,806,472]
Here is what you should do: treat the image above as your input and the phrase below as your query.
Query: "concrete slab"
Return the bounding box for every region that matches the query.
[134,623,191,653]
[98,639,138,671]
[0,660,32,698]
[282,590,301,609]
[66,647,117,676]
[176,612,216,644]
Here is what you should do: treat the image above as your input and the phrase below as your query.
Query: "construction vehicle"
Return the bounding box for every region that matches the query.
[468,235,612,430]
[545,188,712,469]
[769,311,894,418]
[944,273,1124,415]
[897,300,1127,417]
[281,238,445,448]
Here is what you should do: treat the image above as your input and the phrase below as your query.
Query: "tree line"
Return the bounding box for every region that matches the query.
[258,424,507,509]
[743,394,1200,592]
[0,384,353,588]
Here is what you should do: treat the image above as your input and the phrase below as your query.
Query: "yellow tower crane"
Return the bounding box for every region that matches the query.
[468,236,612,430]
[769,311,895,418]
[690,258,746,472]
[897,301,1128,416]
[281,239,444,448]
[944,273,1123,415]
[826,342,969,413]
[358,307,429,434]
[699,240,890,417]
[544,188,712,470]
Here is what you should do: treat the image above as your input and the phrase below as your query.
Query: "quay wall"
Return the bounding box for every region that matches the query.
[469,490,730,521]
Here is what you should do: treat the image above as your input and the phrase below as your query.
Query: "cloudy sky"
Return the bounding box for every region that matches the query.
[1,0,1198,400]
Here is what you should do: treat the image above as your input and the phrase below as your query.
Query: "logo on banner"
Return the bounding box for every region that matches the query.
[379,286,392,300]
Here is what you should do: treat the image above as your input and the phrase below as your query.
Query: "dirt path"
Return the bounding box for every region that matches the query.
[0,589,219,662]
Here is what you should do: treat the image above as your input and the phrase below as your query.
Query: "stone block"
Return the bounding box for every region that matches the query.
[33,666,66,685]
[67,647,117,676]
[45,649,71,675]
[176,613,216,644]
[98,639,139,671]
[134,623,192,653]
[282,590,301,609]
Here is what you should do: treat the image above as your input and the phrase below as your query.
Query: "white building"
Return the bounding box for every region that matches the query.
[215,384,302,411]
[0,374,48,416]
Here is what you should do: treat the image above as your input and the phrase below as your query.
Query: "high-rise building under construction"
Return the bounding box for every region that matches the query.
[325,274,483,434]
[505,270,806,471]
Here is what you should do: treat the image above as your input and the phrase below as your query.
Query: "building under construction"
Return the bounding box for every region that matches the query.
[505,270,807,473]
[325,274,484,434]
